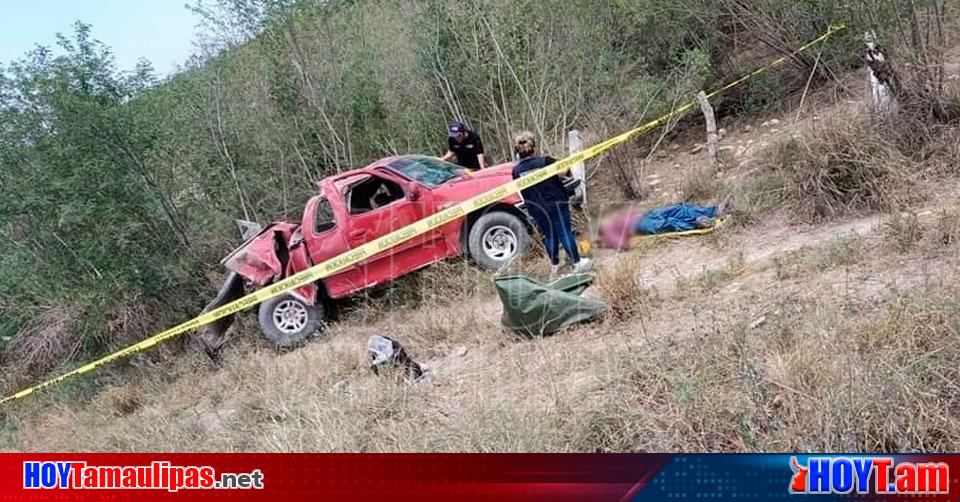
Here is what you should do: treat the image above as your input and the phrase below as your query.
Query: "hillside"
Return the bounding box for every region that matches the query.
[5,60,960,451]
[0,0,890,377]
[2,0,959,453]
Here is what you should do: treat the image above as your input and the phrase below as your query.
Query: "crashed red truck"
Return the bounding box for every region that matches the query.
[196,155,578,356]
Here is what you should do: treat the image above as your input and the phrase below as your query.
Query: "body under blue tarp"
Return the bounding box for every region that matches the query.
[635,203,718,235]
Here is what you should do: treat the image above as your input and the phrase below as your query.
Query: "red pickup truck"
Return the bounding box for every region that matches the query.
[198,155,536,353]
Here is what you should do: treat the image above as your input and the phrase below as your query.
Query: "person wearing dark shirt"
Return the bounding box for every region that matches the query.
[511,131,591,277]
[441,121,486,171]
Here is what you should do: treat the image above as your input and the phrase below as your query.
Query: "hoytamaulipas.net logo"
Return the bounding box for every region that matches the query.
[23,461,264,492]
[789,456,948,495]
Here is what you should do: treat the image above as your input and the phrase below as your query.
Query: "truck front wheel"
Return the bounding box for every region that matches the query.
[467,211,532,270]
[257,294,326,348]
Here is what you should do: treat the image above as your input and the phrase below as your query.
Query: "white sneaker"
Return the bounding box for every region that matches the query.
[574,258,595,273]
[550,264,561,279]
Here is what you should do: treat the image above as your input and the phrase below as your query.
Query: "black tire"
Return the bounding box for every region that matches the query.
[467,210,532,270]
[257,294,326,348]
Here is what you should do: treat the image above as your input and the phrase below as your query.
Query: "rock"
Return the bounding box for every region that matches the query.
[669,143,680,150]
[689,144,705,154]
[744,125,753,132]
[718,128,728,138]
[649,179,661,186]
[761,121,770,127]
[770,128,779,134]
[455,346,468,357]
[750,316,767,329]
[769,118,781,126]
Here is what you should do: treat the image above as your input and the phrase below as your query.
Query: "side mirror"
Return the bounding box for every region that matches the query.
[408,183,422,201]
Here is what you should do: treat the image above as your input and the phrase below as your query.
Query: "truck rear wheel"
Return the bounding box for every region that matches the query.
[258,294,326,348]
[467,211,531,270]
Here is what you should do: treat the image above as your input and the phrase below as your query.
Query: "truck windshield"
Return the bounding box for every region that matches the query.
[388,156,465,187]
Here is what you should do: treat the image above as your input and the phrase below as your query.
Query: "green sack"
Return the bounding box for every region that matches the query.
[494,274,607,337]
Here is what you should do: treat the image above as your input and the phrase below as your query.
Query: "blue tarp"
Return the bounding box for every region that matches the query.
[635,203,718,235]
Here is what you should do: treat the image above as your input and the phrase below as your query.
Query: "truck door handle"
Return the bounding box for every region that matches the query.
[349,229,370,240]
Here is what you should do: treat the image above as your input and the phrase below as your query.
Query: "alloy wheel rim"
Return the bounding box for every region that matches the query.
[273,299,308,334]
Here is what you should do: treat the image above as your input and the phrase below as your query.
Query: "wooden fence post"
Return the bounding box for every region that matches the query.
[568,129,586,205]
[696,91,719,169]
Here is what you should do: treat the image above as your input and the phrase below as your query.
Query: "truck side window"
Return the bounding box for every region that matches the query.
[347,176,405,214]
[315,197,335,233]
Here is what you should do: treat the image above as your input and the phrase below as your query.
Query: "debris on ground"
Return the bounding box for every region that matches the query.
[367,335,424,380]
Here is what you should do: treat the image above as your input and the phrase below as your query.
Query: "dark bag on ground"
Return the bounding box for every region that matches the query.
[367,335,424,380]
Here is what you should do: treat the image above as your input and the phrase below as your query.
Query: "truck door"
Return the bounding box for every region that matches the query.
[301,194,358,299]
[340,171,447,290]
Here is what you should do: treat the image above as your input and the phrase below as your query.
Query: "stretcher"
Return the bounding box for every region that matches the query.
[628,216,729,247]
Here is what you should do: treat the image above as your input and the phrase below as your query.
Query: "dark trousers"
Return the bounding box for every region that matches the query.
[529,202,581,266]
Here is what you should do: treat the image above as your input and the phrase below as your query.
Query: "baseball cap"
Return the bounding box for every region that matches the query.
[448,121,465,137]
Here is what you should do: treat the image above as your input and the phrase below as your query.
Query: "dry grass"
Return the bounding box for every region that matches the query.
[817,234,868,268]
[884,212,924,252]
[5,211,960,453]
[770,116,915,221]
[680,167,787,229]
[753,291,960,451]
[772,234,866,280]
[925,205,960,249]
[2,307,80,385]
[675,252,746,294]
[348,259,497,316]
[594,254,659,321]
[678,166,727,205]
[726,172,786,226]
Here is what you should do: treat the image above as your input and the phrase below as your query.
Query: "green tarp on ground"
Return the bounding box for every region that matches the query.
[494,274,607,337]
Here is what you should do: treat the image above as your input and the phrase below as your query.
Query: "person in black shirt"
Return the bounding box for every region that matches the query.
[511,131,591,277]
[441,121,486,171]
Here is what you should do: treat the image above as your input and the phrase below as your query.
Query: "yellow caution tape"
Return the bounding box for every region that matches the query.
[628,217,729,248]
[0,23,847,405]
